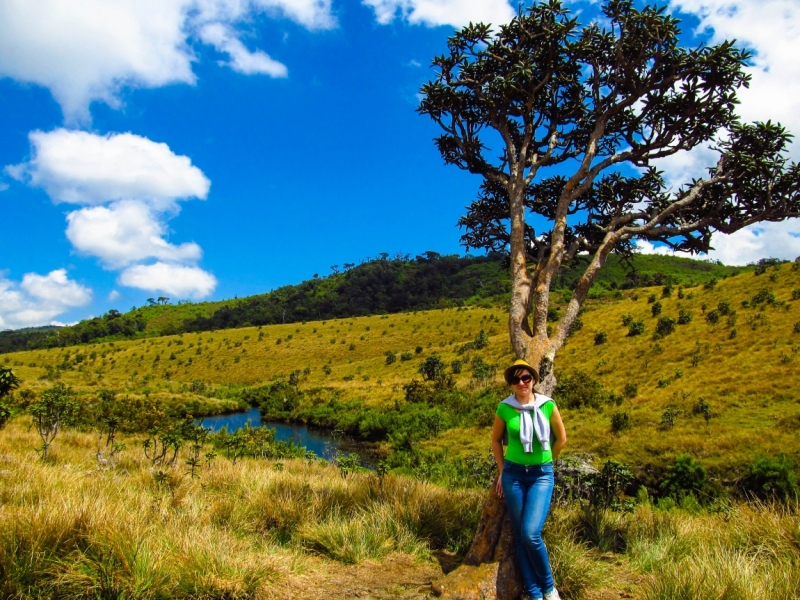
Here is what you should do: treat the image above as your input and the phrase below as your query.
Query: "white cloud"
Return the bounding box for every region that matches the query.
[66,200,203,269]
[363,0,515,28]
[199,23,288,77]
[108,290,122,301]
[0,183,9,192]
[635,219,800,266]
[119,262,217,298]
[0,269,92,330]
[7,129,210,209]
[670,0,800,159]
[0,0,335,122]
[8,129,217,299]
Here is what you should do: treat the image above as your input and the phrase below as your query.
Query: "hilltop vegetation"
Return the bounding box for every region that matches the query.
[0,252,746,355]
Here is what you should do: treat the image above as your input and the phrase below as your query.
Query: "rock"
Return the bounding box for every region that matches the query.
[431,562,499,599]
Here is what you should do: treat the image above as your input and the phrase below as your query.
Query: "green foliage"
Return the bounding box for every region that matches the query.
[741,455,798,502]
[651,301,662,317]
[659,454,707,501]
[717,300,732,315]
[706,309,720,324]
[693,397,712,424]
[610,411,632,433]
[418,354,451,387]
[654,316,676,338]
[29,382,79,460]
[450,359,462,374]
[588,460,634,510]
[677,309,692,325]
[555,370,621,409]
[660,407,683,430]
[623,383,638,398]
[0,367,20,429]
[400,351,413,362]
[621,314,633,326]
[594,331,608,345]
[628,319,645,336]
[384,350,396,365]
[647,294,657,304]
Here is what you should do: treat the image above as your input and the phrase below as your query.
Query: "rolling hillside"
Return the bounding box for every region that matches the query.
[4,259,799,483]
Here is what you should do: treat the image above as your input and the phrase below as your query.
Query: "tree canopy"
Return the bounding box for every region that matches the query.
[419,0,800,390]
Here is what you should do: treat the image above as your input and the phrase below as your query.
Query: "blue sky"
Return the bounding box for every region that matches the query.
[1,0,799,329]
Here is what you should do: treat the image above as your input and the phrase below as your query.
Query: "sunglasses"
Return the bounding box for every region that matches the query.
[509,374,534,384]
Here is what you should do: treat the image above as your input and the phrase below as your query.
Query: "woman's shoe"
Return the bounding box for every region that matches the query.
[543,589,561,600]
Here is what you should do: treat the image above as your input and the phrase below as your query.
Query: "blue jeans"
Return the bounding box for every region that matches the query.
[501,460,555,599]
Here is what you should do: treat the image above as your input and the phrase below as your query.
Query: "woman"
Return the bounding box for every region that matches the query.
[491,359,567,600]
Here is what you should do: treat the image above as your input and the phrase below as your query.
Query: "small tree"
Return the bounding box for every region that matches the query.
[29,383,78,460]
[0,367,21,429]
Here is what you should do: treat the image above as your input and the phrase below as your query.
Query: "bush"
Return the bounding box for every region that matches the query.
[751,288,778,307]
[647,294,656,304]
[741,455,798,502]
[706,309,720,324]
[414,346,423,354]
[718,300,731,315]
[703,277,717,289]
[662,284,673,298]
[594,331,608,345]
[610,411,632,433]
[651,301,662,317]
[400,351,413,362]
[677,309,692,324]
[555,370,617,409]
[621,314,633,327]
[655,316,676,337]
[623,383,638,398]
[692,397,711,423]
[792,289,800,301]
[418,355,448,384]
[451,359,462,374]
[384,350,396,365]
[568,316,583,335]
[659,454,707,501]
[660,407,682,429]
[627,320,645,336]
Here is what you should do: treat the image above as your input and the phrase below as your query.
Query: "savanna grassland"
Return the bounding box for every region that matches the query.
[1,258,800,598]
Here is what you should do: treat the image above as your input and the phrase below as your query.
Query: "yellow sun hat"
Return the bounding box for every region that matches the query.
[503,359,539,385]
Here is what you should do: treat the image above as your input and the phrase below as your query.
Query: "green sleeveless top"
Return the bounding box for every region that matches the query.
[496,400,556,466]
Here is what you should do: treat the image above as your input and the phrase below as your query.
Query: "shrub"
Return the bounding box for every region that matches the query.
[741,455,798,502]
[647,294,656,304]
[400,351,413,362]
[751,288,778,307]
[384,350,396,365]
[706,309,720,324]
[418,355,448,384]
[627,320,645,337]
[621,314,633,327]
[555,370,616,409]
[547,307,561,322]
[470,357,497,384]
[677,309,692,324]
[414,346,423,354]
[594,331,608,345]
[451,359,462,374]
[794,322,800,334]
[623,383,638,398]
[662,284,673,298]
[659,454,707,501]
[655,316,676,337]
[703,277,717,290]
[610,411,632,433]
[29,382,79,460]
[568,316,583,335]
[718,300,731,315]
[651,301,662,317]
[792,289,800,301]
[473,329,489,349]
[322,364,332,375]
[660,407,682,429]
[693,397,712,423]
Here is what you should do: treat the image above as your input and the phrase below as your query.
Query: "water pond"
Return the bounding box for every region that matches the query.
[198,407,363,463]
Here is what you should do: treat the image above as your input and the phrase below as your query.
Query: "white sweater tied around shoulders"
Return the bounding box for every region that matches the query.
[501,393,552,453]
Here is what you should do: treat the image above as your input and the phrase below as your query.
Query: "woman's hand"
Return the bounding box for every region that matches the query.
[495,473,504,498]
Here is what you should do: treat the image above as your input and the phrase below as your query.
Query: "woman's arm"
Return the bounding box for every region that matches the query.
[549,405,567,461]
[491,415,506,497]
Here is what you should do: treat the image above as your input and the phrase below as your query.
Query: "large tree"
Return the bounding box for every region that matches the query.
[420,0,800,396]
[420,1,800,596]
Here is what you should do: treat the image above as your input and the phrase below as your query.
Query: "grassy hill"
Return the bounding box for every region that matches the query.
[0,252,746,354]
[3,259,798,487]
